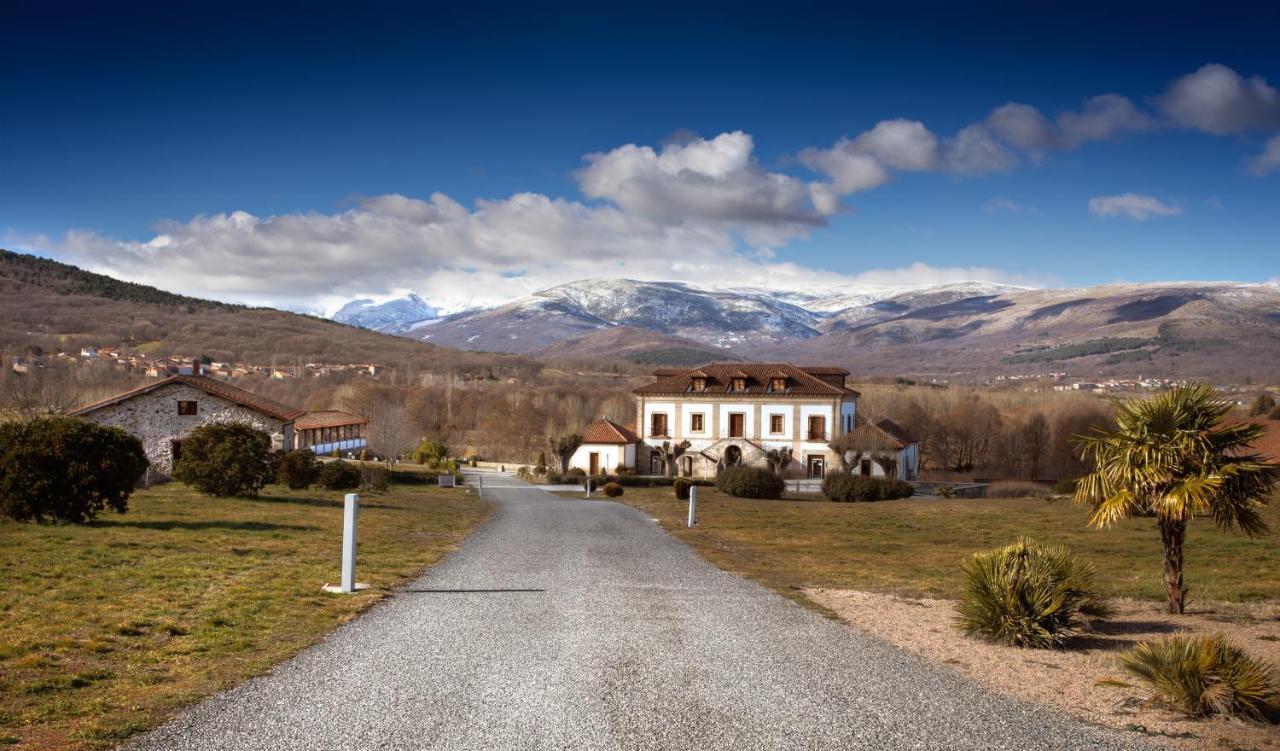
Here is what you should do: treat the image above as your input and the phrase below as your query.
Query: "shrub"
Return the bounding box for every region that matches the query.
[275,449,319,490]
[602,482,624,497]
[545,470,563,484]
[1051,478,1078,495]
[715,466,784,499]
[566,467,586,479]
[0,416,149,523]
[173,423,273,497]
[955,538,1110,648]
[412,440,448,466]
[985,480,1051,499]
[822,473,914,502]
[615,464,635,475]
[937,484,955,498]
[359,466,390,492]
[317,460,361,491]
[515,466,533,480]
[1120,634,1280,720]
[674,478,693,500]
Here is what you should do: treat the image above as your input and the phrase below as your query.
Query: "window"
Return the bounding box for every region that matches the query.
[807,415,826,440]
[728,412,745,437]
[731,377,746,392]
[690,413,704,432]
[770,377,787,392]
[177,400,198,415]
[691,377,706,391]
[650,413,668,437]
[769,414,784,434]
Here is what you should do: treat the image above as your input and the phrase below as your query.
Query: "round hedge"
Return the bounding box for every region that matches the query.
[715,466,784,499]
[172,423,273,497]
[0,416,148,523]
[317,460,362,490]
[822,473,914,502]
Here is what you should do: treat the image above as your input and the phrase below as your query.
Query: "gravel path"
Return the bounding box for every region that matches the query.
[126,472,1160,750]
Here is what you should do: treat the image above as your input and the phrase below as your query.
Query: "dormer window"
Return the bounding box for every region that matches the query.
[731,377,746,392]
[770,377,787,392]
[691,377,706,391]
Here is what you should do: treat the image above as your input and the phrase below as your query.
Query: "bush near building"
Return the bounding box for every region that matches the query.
[0,416,148,523]
[317,460,362,490]
[275,449,319,490]
[673,478,693,500]
[173,423,273,497]
[1121,634,1280,720]
[715,466,784,500]
[602,482,624,497]
[822,473,914,502]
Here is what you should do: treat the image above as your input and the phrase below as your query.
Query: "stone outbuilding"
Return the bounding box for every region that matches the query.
[70,375,305,476]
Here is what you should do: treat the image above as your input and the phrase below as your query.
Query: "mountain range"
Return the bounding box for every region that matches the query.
[335,278,1280,380]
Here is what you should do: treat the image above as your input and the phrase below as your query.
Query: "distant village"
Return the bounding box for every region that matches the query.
[10,346,386,381]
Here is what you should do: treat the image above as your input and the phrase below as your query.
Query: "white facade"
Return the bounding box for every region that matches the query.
[569,442,637,475]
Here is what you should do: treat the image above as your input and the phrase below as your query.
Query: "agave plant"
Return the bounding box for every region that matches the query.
[1074,384,1276,614]
[1120,634,1280,721]
[955,538,1111,649]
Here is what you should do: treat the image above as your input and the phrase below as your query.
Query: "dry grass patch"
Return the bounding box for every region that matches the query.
[0,482,490,750]
[605,487,1280,603]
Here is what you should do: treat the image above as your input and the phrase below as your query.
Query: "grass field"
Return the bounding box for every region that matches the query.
[0,481,490,750]
[590,486,1280,605]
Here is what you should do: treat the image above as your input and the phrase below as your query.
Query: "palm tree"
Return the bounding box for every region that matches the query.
[1074,384,1275,614]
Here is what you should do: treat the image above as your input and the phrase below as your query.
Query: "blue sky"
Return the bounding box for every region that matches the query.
[2,2,1279,311]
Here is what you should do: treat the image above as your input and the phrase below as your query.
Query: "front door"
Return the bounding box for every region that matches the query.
[728,412,745,437]
[807,455,825,478]
[860,459,872,477]
[589,452,600,475]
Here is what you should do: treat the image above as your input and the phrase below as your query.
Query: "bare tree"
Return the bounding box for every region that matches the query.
[549,433,583,474]
[1018,411,1050,479]
[765,447,793,477]
[368,402,417,464]
[653,440,691,478]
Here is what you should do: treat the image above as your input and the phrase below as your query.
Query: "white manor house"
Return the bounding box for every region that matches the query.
[572,363,918,480]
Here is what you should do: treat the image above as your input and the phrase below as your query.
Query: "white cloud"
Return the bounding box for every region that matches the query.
[575,131,836,241]
[1057,94,1155,144]
[985,103,1061,156]
[983,197,1040,215]
[1247,135,1280,176]
[795,144,890,193]
[1158,63,1280,135]
[1088,193,1182,220]
[847,119,941,171]
[944,124,1018,174]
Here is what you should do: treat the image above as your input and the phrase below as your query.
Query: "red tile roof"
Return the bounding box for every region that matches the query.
[582,418,641,444]
[875,418,915,446]
[70,375,305,421]
[849,416,912,450]
[633,363,858,398]
[296,410,368,430]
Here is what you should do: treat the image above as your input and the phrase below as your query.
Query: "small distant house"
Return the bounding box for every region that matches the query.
[70,375,305,476]
[294,411,369,455]
[844,417,919,481]
[570,419,640,475]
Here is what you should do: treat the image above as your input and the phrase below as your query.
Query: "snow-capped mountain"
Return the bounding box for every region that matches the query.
[328,278,1280,382]
[332,294,440,334]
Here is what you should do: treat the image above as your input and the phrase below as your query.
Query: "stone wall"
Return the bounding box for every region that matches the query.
[82,383,292,475]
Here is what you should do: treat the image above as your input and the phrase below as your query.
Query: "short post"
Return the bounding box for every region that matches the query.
[478,473,484,499]
[341,492,359,593]
[687,485,697,528]
[585,478,592,498]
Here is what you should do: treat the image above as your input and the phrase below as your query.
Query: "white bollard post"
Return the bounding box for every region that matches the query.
[478,473,484,499]
[341,493,359,593]
[687,485,697,528]
[586,478,592,498]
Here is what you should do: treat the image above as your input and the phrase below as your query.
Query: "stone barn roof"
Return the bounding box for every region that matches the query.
[69,375,305,422]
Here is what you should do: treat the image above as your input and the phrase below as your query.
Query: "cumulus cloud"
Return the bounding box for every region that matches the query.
[846,119,941,171]
[944,124,1018,174]
[985,102,1061,156]
[1088,193,1182,220]
[1057,94,1155,144]
[576,131,837,243]
[1247,135,1280,176]
[1158,63,1280,135]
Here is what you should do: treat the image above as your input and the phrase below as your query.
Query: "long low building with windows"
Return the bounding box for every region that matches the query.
[294,410,369,455]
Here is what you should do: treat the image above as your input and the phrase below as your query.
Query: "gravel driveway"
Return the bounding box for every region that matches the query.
[126,472,1159,750]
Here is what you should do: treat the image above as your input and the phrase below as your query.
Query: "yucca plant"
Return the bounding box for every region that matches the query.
[1074,384,1276,614]
[1120,634,1280,721]
[956,538,1111,648]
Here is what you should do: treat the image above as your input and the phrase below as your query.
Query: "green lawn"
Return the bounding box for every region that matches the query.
[594,486,1280,605]
[0,481,490,750]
